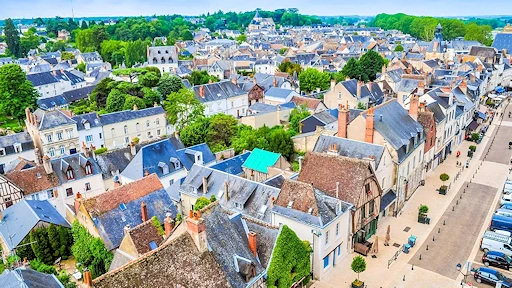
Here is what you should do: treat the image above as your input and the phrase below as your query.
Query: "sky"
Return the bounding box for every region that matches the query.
[2,0,510,19]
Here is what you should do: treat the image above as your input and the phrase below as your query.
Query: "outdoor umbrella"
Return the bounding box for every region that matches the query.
[372,236,379,254]
[384,225,391,246]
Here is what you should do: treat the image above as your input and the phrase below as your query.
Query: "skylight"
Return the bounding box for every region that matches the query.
[149,241,158,250]
[119,203,127,211]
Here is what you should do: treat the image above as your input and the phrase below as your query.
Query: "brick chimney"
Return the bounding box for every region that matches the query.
[409,95,419,121]
[418,81,425,95]
[43,155,53,174]
[365,107,375,143]
[74,192,82,214]
[232,77,238,85]
[199,85,205,98]
[83,269,92,288]
[187,210,207,252]
[419,100,427,112]
[248,231,257,257]
[141,201,148,222]
[89,144,96,160]
[356,81,362,98]
[202,176,208,194]
[164,213,174,237]
[337,103,349,138]
[82,142,89,157]
[459,80,468,95]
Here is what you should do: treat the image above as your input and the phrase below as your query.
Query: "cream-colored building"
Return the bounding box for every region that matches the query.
[240,106,291,129]
[99,106,167,150]
[25,108,80,158]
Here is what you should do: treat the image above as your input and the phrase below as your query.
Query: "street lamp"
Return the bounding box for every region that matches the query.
[311,229,322,280]
[456,263,471,285]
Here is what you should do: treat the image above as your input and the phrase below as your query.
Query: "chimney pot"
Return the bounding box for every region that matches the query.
[202,176,208,195]
[409,95,419,121]
[248,231,257,257]
[141,201,148,222]
[164,213,174,237]
[337,104,349,138]
[365,107,375,143]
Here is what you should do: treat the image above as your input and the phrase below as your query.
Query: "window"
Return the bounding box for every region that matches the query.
[125,137,129,144]
[66,188,73,197]
[156,118,160,125]
[146,120,150,128]
[111,128,115,137]
[365,183,371,193]
[338,92,341,99]
[124,125,128,134]
[49,147,55,157]
[4,197,13,208]
[47,190,55,198]
[86,135,93,143]
[231,101,234,108]
[336,223,339,236]
[66,168,74,180]
[169,179,174,185]
[85,182,91,191]
[325,231,329,245]
[47,134,53,143]
[66,130,73,138]
[136,123,140,131]
[14,143,22,153]
[84,122,90,130]
[60,145,65,155]
[33,193,40,200]
[0,148,5,156]
[337,245,341,256]
[85,163,92,175]
[57,131,63,140]
[323,255,329,269]
[157,129,161,136]
[413,156,416,169]
[369,199,375,215]
[147,131,152,138]
[99,133,103,139]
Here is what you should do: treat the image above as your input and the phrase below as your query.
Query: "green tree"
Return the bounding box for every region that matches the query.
[81,20,89,30]
[164,88,204,131]
[30,228,53,264]
[289,105,310,134]
[278,61,302,75]
[359,50,386,82]
[464,23,493,45]
[61,51,75,60]
[236,34,247,44]
[123,95,146,110]
[267,225,310,288]
[157,73,184,97]
[105,89,127,112]
[71,221,112,279]
[0,64,38,124]
[299,68,330,93]
[351,256,366,283]
[394,44,404,52]
[125,39,150,67]
[207,114,239,150]
[341,58,365,81]
[76,29,96,52]
[58,226,72,259]
[139,71,160,87]
[142,87,162,107]
[4,19,21,58]
[16,237,36,260]
[268,128,294,160]
[76,62,86,73]
[20,29,40,56]
[194,197,212,211]
[187,70,219,85]
[180,30,194,41]
[100,40,126,66]
[179,117,210,147]
[47,224,61,258]
[92,78,115,108]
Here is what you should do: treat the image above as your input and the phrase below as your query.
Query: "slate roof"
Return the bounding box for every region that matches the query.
[0,132,33,150]
[298,152,376,206]
[264,87,297,99]
[210,151,251,176]
[99,106,165,125]
[176,143,216,170]
[0,269,63,288]
[50,153,102,184]
[192,81,246,103]
[93,232,231,288]
[72,112,102,131]
[242,148,280,174]
[25,70,85,87]
[273,180,351,228]
[33,109,76,131]
[492,33,512,53]
[262,174,286,189]
[37,95,68,110]
[313,135,385,168]
[0,200,70,251]
[468,46,497,59]
[83,174,177,250]
[380,190,396,211]
[62,85,95,103]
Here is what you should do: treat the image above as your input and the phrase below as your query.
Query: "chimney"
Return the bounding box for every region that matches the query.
[330,79,336,91]
[224,181,229,201]
[273,77,277,87]
[337,104,349,138]
[83,269,92,288]
[202,176,208,194]
[382,64,386,76]
[164,213,174,237]
[130,141,136,156]
[269,196,275,209]
[409,95,419,121]
[25,107,31,124]
[43,155,53,174]
[248,231,257,257]
[89,144,96,160]
[419,100,427,112]
[186,211,207,252]
[123,224,131,235]
[298,156,303,172]
[144,169,149,177]
[365,107,375,143]
[253,77,257,84]
[459,80,468,95]
[199,86,205,98]
[141,201,148,222]
[232,77,238,85]
[418,81,425,95]
[74,192,82,214]
[82,142,89,157]
[34,148,42,165]
[154,102,158,107]
[345,76,350,81]
[356,81,362,98]
[336,182,339,199]
[133,104,138,111]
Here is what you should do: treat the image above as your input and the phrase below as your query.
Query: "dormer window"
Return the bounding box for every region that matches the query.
[66,167,74,180]
[84,122,90,130]
[158,162,169,175]
[85,162,92,175]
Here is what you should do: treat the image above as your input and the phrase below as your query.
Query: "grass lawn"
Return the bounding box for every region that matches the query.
[0,115,23,132]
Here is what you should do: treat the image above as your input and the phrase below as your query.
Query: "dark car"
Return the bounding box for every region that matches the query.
[474,267,512,287]
[483,251,512,270]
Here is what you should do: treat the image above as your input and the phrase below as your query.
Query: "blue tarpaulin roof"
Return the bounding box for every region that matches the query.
[496,86,505,93]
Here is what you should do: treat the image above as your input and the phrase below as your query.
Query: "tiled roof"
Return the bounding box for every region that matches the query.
[127,220,164,255]
[313,135,385,168]
[33,109,76,130]
[298,152,375,206]
[242,148,280,174]
[210,151,251,176]
[6,166,60,195]
[290,95,323,110]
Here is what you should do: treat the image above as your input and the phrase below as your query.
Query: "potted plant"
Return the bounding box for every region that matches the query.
[418,205,429,224]
[351,256,366,288]
[439,173,449,195]
[471,133,480,142]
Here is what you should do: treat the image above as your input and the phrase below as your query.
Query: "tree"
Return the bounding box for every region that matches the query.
[187,70,219,85]
[30,228,53,264]
[267,225,310,288]
[351,256,366,283]
[81,20,89,30]
[142,87,162,107]
[61,51,75,60]
[180,30,194,41]
[357,102,367,109]
[359,50,386,82]
[207,114,239,151]
[440,173,450,188]
[158,73,184,97]
[123,95,146,110]
[58,226,72,259]
[179,117,210,147]
[268,128,294,160]
[16,237,36,260]
[278,61,302,75]
[464,23,493,46]
[20,29,40,56]
[71,221,112,279]
[299,68,330,93]
[0,64,38,124]
[394,44,404,52]
[289,105,310,134]
[76,62,86,73]
[342,58,365,82]
[164,88,204,131]
[139,71,160,87]
[236,34,247,44]
[92,78,115,108]
[75,29,96,52]
[194,197,212,211]
[106,89,126,112]
[4,19,21,58]
[100,40,126,66]
[47,224,61,258]
[125,39,150,67]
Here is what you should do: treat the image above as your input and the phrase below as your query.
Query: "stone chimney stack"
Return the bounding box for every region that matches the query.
[187,210,207,252]
[43,155,53,174]
[202,176,208,195]
[365,107,375,143]
[141,201,148,222]
[356,81,362,98]
[248,231,257,257]
[337,103,349,138]
[199,85,205,98]
[164,213,174,237]
[130,141,136,156]
[330,79,336,91]
[409,95,419,121]
[74,192,82,215]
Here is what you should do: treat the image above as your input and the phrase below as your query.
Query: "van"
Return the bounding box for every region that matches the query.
[491,214,512,233]
[505,181,512,194]
[496,209,512,219]
[481,230,512,256]
[501,194,512,205]
[502,203,512,211]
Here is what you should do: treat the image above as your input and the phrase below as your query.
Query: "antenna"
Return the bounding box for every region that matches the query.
[71,0,75,21]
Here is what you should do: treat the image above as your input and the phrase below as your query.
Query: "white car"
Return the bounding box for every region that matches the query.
[501,194,512,205]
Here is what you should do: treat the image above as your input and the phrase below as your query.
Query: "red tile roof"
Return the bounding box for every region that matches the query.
[290,96,322,110]
[128,220,164,255]
[276,180,318,216]
[6,166,60,195]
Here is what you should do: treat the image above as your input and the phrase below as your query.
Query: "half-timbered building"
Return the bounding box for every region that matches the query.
[0,174,24,211]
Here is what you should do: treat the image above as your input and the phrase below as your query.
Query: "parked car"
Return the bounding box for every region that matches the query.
[504,180,512,194]
[481,230,512,256]
[497,209,512,218]
[483,251,512,270]
[491,215,512,234]
[474,267,512,287]
[501,194,512,205]
[502,203,512,211]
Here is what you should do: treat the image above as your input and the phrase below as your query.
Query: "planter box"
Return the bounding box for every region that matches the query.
[439,186,447,195]
[467,151,474,158]
[352,281,364,288]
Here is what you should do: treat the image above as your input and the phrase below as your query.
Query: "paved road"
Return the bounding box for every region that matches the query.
[409,182,498,279]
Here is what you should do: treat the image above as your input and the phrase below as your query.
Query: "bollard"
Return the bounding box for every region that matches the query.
[443,220,445,225]
[426,245,429,250]
[433,236,435,241]
[452,206,454,211]
[438,227,440,233]
[412,264,414,270]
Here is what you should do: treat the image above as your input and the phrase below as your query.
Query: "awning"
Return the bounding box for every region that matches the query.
[380,190,396,211]
[496,86,506,93]
[468,120,479,131]
[476,111,487,120]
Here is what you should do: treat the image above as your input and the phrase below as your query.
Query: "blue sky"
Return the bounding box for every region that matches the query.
[2,0,509,19]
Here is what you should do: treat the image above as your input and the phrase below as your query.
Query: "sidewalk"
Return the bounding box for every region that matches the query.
[317,106,499,288]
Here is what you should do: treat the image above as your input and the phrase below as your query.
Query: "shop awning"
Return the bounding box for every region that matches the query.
[496,86,506,93]
[476,111,487,120]
[468,120,479,131]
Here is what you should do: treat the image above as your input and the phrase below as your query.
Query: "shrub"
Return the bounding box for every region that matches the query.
[469,145,477,152]
[132,137,140,144]
[30,259,57,275]
[151,216,165,236]
[94,147,107,155]
[351,256,366,282]
[419,204,429,214]
[176,213,182,223]
[210,195,216,202]
[194,196,212,211]
[440,173,450,183]
[471,133,480,142]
